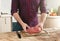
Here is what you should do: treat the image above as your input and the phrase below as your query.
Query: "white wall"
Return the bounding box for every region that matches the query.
[0,0,16,22]
[46,0,60,10]
[0,0,1,15]
[1,0,60,14]
[1,0,60,22]
[1,0,11,14]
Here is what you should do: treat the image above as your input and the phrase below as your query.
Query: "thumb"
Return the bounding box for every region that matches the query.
[36,24,40,27]
[26,25,30,29]
[23,27,27,32]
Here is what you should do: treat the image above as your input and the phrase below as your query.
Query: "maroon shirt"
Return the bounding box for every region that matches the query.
[11,0,46,27]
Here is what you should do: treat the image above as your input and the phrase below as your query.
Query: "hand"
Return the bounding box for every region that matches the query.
[35,23,44,31]
[21,23,30,32]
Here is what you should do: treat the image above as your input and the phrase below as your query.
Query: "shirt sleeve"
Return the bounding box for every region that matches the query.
[40,0,46,13]
[11,0,19,15]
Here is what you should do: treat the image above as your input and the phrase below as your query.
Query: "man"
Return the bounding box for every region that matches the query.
[11,0,47,33]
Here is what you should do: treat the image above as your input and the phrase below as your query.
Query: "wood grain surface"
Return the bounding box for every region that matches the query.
[0,28,60,41]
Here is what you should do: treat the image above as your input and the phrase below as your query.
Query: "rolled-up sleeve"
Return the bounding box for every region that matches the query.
[40,0,46,13]
[11,0,19,15]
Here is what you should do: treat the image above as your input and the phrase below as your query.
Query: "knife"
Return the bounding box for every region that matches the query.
[16,31,21,38]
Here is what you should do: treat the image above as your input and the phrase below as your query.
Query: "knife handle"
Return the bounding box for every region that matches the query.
[16,31,21,38]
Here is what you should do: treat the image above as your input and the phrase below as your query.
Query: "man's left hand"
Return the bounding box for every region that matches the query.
[35,23,44,31]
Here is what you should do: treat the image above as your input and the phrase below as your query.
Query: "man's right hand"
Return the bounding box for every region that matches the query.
[12,13,30,32]
[21,23,30,32]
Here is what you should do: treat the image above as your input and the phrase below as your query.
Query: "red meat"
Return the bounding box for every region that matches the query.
[26,26,42,34]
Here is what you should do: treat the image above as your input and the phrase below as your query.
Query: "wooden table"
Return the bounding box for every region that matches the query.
[0,28,60,41]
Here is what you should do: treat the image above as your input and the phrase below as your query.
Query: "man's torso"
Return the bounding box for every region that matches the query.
[18,0,41,27]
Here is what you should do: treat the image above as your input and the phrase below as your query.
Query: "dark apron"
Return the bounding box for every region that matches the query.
[12,22,23,31]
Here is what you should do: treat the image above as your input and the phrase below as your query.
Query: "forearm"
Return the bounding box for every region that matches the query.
[13,12,24,26]
[40,13,47,24]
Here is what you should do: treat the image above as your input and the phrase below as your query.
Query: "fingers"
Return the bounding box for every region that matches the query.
[23,25,30,32]
[35,24,40,28]
[35,24,39,27]
[23,28,27,32]
[35,24,43,31]
[26,25,30,29]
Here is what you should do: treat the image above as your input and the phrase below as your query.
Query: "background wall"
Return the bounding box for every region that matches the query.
[46,0,60,10]
[0,0,60,22]
[0,0,1,15]
[1,0,11,14]
[1,0,60,14]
